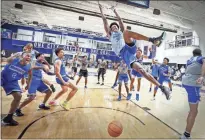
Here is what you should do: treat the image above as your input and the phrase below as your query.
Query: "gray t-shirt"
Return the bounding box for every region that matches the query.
[99,60,107,69]
[182,56,205,87]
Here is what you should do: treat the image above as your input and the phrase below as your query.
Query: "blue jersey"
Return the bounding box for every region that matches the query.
[151,64,160,77]
[159,64,170,79]
[1,58,31,82]
[32,61,43,79]
[55,58,66,76]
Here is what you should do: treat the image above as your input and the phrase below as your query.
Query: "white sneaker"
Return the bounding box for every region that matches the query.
[180,134,190,139]
[151,97,155,101]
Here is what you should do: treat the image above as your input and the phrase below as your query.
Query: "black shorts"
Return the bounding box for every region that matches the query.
[72,67,77,73]
[98,68,106,75]
[79,69,88,77]
[154,77,158,80]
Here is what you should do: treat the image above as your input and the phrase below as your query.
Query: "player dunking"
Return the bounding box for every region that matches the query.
[1,52,32,126]
[99,4,171,99]
[180,49,205,139]
[15,53,53,116]
[49,48,78,110]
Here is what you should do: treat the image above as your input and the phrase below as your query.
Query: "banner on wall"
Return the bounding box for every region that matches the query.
[11,40,116,56]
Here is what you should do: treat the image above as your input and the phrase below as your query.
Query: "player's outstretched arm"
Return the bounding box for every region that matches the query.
[113,8,125,32]
[7,52,22,63]
[99,3,111,38]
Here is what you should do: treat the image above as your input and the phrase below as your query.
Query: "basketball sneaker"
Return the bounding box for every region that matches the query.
[126,93,132,100]
[160,86,171,100]
[117,96,121,101]
[136,93,140,101]
[2,117,19,126]
[48,100,58,106]
[97,82,100,84]
[39,104,50,110]
[149,32,166,47]
[180,134,190,139]
[14,109,24,117]
[101,83,104,85]
[60,101,69,110]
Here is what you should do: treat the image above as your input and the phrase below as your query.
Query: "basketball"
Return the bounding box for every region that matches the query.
[108,121,123,137]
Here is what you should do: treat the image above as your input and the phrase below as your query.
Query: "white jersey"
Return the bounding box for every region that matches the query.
[110,31,125,55]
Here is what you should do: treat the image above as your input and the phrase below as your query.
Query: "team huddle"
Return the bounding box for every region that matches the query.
[1,4,205,140]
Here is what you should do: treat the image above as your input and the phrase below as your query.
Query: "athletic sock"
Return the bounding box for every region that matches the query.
[184,132,190,138]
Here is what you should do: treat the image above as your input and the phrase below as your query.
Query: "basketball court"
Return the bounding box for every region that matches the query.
[1,69,205,139]
[1,0,205,139]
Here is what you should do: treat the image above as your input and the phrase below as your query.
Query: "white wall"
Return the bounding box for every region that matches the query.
[164,47,195,64]
[192,24,205,55]
[129,24,179,63]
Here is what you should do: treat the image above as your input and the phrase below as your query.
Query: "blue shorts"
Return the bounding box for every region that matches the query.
[119,41,137,70]
[28,78,49,95]
[183,85,201,104]
[56,76,69,85]
[155,77,171,90]
[158,77,171,84]
[1,79,22,95]
[118,74,129,84]
[131,69,142,78]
